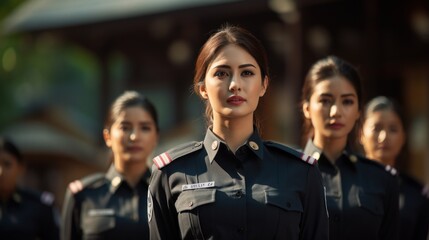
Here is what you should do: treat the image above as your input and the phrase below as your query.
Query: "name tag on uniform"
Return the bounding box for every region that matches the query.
[88,208,115,217]
[182,181,215,191]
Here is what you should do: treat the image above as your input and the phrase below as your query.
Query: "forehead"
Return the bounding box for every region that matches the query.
[209,44,258,67]
[366,109,402,125]
[114,106,153,122]
[313,75,357,96]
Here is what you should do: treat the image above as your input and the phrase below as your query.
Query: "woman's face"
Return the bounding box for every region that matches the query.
[200,44,267,123]
[361,109,405,165]
[0,151,23,195]
[104,106,158,165]
[303,75,360,142]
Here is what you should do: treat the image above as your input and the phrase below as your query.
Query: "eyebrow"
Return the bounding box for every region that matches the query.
[319,93,357,98]
[212,63,257,69]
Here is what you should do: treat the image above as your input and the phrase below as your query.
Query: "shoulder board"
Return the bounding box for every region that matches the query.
[153,141,203,169]
[360,158,398,176]
[265,140,317,165]
[68,173,105,194]
[40,191,55,205]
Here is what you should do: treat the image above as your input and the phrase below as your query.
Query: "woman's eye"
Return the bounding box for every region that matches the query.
[241,70,254,76]
[141,126,153,132]
[214,71,228,78]
[343,99,354,105]
[319,98,331,105]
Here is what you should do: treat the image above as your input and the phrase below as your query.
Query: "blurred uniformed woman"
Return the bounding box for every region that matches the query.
[300,56,399,240]
[0,137,59,239]
[148,25,329,240]
[61,91,159,240]
[361,96,429,240]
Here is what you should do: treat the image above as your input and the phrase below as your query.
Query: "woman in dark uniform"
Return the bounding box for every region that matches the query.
[300,56,400,240]
[148,25,329,240]
[0,137,59,239]
[361,96,429,240]
[61,91,159,240]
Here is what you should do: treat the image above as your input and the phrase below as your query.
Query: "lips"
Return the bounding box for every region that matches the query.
[327,122,345,130]
[127,146,143,152]
[227,95,246,105]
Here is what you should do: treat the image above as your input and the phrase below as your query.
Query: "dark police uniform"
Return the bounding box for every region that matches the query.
[148,128,329,240]
[303,139,399,240]
[61,165,150,240]
[0,187,59,239]
[397,173,429,240]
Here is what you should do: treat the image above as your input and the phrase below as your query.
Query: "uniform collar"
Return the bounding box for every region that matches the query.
[303,139,359,167]
[203,127,264,164]
[105,164,151,193]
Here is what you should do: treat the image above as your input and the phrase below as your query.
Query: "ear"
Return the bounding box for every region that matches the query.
[259,76,269,97]
[302,102,311,119]
[103,129,112,147]
[199,82,208,99]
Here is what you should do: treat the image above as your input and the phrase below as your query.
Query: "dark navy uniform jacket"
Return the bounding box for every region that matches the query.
[0,187,59,239]
[61,165,150,240]
[397,173,429,240]
[148,128,329,240]
[303,139,399,240]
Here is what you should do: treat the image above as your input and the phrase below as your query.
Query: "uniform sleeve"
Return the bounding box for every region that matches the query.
[60,188,81,240]
[300,164,329,240]
[379,175,399,240]
[40,204,60,240]
[414,195,429,240]
[148,169,181,240]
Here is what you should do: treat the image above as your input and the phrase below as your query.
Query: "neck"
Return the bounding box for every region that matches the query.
[212,114,254,153]
[313,134,347,163]
[114,160,148,187]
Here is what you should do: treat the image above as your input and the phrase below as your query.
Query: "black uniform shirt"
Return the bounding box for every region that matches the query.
[303,139,399,240]
[0,188,59,240]
[398,173,429,240]
[148,128,329,240]
[61,165,150,240]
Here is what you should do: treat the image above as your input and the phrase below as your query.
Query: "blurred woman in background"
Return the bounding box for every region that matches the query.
[61,91,159,240]
[300,56,399,240]
[0,136,59,239]
[361,96,429,240]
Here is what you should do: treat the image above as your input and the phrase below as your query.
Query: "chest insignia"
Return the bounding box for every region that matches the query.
[182,181,215,191]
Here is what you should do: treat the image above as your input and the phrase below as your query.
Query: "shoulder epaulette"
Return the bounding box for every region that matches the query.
[265,140,317,165]
[40,191,55,205]
[153,141,203,169]
[68,173,105,194]
[360,158,398,176]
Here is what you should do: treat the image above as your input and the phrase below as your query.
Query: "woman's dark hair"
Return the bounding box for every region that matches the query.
[0,137,23,162]
[104,91,159,132]
[300,55,363,148]
[193,24,270,126]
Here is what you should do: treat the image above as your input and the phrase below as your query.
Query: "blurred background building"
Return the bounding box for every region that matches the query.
[1,0,428,209]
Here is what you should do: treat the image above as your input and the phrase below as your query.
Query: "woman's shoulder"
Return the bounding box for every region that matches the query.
[264,140,317,166]
[67,172,107,196]
[356,155,398,177]
[152,141,204,170]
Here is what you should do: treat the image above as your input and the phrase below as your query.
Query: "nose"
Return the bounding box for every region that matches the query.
[378,130,387,143]
[329,104,340,118]
[129,130,138,141]
[229,74,241,92]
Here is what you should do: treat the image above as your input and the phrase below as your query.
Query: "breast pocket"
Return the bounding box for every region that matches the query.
[175,189,216,239]
[359,192,384,216]
[265,190,303,235]
[81,209,116,236]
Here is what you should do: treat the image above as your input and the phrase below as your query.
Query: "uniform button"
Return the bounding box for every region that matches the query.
[188,201,193,207]
[349,154,358,163]
[249,141,259,150]
[211,141,218,150]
